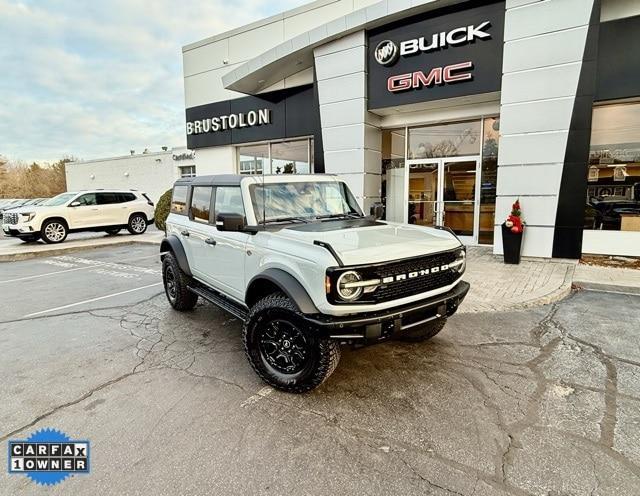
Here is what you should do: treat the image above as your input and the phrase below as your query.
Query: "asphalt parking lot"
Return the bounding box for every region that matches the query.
[1,245,639,495]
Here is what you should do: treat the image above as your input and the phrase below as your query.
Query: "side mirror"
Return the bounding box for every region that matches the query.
[216,213,246,232]
[370,202,385,220]
[69,201,81,207]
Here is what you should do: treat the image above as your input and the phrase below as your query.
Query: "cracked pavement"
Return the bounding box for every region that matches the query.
[1,245,639,495]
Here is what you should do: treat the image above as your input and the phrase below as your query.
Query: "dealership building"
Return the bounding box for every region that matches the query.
[66,147,198,203]
[181,0,640,258]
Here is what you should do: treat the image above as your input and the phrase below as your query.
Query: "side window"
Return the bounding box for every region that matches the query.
[214,187,245,218]
[118,193,136,203]
[75,193,97,206]
[97,193,118,205]
[189,186,213,224]
[170,186,188,215]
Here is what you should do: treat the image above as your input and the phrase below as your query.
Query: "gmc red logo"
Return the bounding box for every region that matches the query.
[387,61,474,93]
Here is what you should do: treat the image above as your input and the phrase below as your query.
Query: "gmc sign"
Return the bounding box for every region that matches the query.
[387,61,474,92]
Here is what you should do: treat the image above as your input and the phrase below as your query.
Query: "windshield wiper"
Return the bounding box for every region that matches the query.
[315,213,363,221]
[263,216,312,224]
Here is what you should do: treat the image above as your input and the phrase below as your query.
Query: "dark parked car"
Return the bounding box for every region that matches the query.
[588,196,640,230]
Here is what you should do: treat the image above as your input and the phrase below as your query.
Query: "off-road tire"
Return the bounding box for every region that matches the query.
[243,292,340,393]
[162,252,198,311]
[41,219,68,244]
[105,228,121,235]
[127,213,147,235]
[394,317,447,342]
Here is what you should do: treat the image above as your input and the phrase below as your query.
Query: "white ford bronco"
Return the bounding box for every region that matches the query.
[161,174,469,393]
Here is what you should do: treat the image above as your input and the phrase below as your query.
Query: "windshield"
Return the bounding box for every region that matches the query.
[42,192,77,206]
[249,181,363,224]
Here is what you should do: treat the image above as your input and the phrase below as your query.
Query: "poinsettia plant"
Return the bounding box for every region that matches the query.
[505,199,524,234]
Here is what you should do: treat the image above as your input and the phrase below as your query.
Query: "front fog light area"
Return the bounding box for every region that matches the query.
[337,271,363,301]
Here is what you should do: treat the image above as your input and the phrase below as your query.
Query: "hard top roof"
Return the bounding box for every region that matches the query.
[174,174,339,187]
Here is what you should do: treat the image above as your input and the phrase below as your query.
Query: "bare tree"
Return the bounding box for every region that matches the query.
[0,156,74,198]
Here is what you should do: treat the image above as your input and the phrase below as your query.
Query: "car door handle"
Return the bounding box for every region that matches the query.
[181,230,190,237]
[205,238,216,246]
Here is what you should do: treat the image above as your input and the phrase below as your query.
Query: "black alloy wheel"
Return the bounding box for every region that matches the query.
[165,265,177,303]
[243,293,340,393]
[162,252,198,311]
[258,319,309,375]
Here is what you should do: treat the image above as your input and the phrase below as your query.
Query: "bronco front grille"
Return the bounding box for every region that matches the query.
[327,249,462,304]
[3,212,18,225]
[364,250,459,303]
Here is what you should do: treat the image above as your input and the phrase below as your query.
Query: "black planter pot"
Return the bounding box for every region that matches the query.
[501,223,523,264]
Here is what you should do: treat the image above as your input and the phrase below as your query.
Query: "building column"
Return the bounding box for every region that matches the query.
[313,31,382,214]
[495,0,599,258]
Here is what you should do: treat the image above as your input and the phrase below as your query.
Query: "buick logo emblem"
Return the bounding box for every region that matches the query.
[374,40,399,66]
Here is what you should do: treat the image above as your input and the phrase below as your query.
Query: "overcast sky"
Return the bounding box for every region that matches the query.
[0,0,308,164]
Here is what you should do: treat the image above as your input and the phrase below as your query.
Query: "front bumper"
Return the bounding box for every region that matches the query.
[2,224,37,237]
[306,281,470,343]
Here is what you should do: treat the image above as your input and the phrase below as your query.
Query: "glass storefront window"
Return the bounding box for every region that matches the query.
[381,128,406,222]
[585,102,640,232]
[271,140,311,174]
[238,144,268,175]
[408,120,481,159]
[480,116,499,244]
[237,139,313,175]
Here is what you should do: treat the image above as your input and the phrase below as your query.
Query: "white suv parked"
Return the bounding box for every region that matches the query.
[2,190,155,244]
[161,174,469,393]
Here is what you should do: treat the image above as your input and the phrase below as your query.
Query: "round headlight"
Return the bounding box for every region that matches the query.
[453,248,466,274]
[337,271,363,301]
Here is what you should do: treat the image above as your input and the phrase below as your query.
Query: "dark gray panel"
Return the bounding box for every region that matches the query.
[552,0,601,259]
[595,14,640,102]
[185,101,231,148]
[367,1,504,110]
[185,84,325,172]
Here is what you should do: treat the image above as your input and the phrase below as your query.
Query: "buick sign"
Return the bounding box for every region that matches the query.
[374,40,399,66]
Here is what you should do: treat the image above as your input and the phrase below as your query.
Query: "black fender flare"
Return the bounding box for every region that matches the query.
[160,235,192,277]
[247,268,320,315]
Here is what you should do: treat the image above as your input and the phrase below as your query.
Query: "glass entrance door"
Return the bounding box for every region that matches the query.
[406,156,480,244]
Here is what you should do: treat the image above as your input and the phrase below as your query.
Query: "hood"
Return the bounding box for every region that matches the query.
[273,220,462,266]
[3,205,46,214]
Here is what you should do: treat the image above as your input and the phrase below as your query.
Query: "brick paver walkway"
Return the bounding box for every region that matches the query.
[460,246,575,313]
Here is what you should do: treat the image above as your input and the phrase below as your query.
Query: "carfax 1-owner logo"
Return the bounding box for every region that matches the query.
[7,428,90,486]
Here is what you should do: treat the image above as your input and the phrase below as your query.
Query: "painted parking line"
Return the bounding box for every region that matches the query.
[0,253,163,284]
[22,283,163,318]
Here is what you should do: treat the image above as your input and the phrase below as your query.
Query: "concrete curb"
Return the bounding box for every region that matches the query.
[0,237,162,262]
[573,281,640,296]
[572,264,640,296]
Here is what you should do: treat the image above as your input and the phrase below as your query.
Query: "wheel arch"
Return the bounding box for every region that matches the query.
[129,211,148,222]
[246,269,320,314]
[160,235,192,277]
[41,216,69,230]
